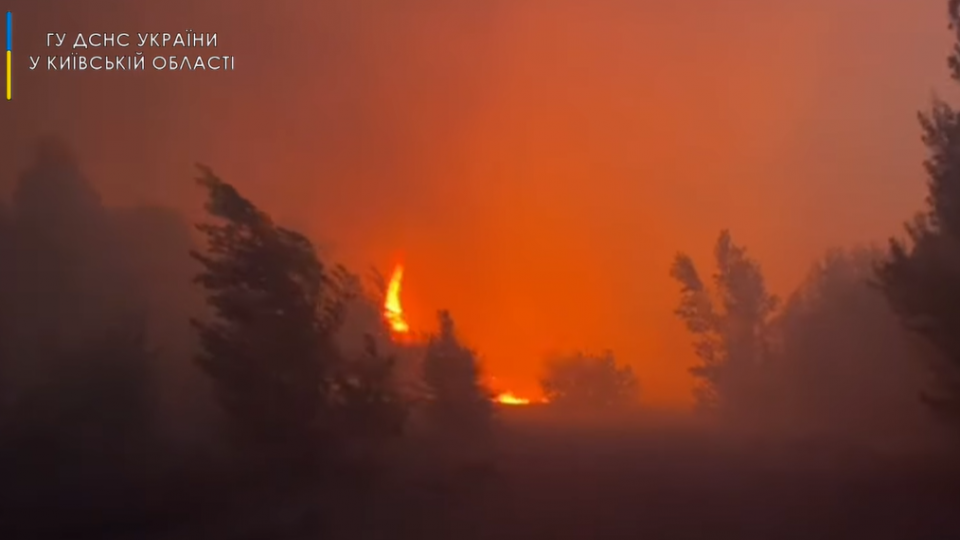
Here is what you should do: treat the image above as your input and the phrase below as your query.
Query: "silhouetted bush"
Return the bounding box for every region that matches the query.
[420,310,495,458]
[540,350,638,410]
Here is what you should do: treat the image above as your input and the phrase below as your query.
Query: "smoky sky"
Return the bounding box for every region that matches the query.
[0,0,950,404]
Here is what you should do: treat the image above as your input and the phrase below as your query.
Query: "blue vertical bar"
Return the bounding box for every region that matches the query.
[5,12,11,100]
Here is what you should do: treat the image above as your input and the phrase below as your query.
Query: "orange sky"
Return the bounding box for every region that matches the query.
[0,0,952,405]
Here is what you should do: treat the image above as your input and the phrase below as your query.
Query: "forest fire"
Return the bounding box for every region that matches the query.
[384,264,409,334]
[382,265,539,406]
[494,392,532,405]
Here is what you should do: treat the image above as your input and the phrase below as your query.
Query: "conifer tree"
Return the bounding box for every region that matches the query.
[670,230,778,413]
[877,1,960,417]
[421,311,493,442]
[190,165,346,465]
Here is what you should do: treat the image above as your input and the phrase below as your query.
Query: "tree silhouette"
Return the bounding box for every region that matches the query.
[670,230,778,413]
[877,3,960,420]
[540,351,638,409]
[6,137,133,355]
[335,269,393,362]
[112,204,211,444]
[190,165,410,481]
[0,138,158,459]
[775,248,929,440]
[190,165,348,467]
[332,335,408,464]
[421,310,494,444]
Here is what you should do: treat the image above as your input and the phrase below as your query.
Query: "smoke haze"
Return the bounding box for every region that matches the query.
[0,0,949,404]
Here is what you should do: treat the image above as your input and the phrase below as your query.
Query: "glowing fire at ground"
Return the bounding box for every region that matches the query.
[382,264,543,407]
[384,264,409,334]
[494,392,532,405]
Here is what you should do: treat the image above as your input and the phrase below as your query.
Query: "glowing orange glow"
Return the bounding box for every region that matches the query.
[494,392,532,405]
[384,264,410,334]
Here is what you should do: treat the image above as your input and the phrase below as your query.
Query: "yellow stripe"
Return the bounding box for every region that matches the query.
[5,50,10,100]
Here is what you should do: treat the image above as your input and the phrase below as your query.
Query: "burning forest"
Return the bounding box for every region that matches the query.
[3,0,960,539]
[381,262,543,406]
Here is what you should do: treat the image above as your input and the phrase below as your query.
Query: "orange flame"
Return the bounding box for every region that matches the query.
[384,264,409,334]
[494,392,532,405]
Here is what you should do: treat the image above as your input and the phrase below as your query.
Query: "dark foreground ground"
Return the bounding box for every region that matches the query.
[18,409,959,540]
[339,411,960,540]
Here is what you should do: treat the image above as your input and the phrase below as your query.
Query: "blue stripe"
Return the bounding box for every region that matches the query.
[6,12,10,52]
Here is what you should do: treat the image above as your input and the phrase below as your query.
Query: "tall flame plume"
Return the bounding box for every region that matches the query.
[384,264,409,334]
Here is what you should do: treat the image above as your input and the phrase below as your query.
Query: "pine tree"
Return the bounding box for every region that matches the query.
[670,230,778,413]
[877,1,960,418]
[190,165,347,466]
[421,311,493,444]
[8,137,126,353]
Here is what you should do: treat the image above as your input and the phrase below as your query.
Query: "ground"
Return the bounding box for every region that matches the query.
[354,411,960,540]
[144,409,960,540]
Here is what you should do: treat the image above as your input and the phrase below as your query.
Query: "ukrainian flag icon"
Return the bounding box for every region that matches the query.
[6,11,11,100]
[7,11,13,101]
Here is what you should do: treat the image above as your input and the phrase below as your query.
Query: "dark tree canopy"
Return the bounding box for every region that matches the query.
[774,248,929,439]
[12,136,102,228]
[4,138,134,350]
[877,4,960,418]
[540,351,638,409]
[189,165,409,475]
[0,139,165,530]
[421,310,493,438]
[670,230,778,413]
[190,165,348,460]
